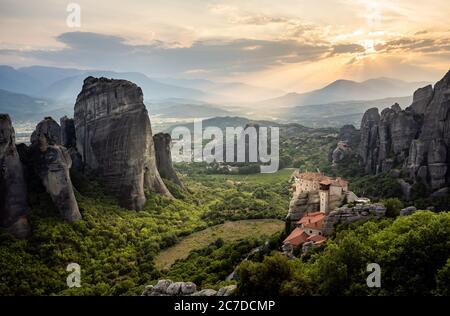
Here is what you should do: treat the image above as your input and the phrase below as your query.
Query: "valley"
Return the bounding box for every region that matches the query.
[1,70,450,297]
[155,219,284,270]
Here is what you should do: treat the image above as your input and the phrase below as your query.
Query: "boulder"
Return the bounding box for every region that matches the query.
[166,282,183,295]
[192,289,217,296]
[181,282,197,295]
[74,77,171,210]
[0,114,30,238]
[217,285,237,296]
[322,203,386,236]
[142,279,228,296]
[153,279,173,293]
[400,206,417,216]
[29,117,81,222]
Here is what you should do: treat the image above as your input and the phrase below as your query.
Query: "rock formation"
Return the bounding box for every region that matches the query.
[60,116,76,148]
[322,203,386,236]
[358,108,380,173]
[285,190,320,231]
[29,117,81,222]
[153,133,184,188]
[142,279,236,296]
[0,114,31,238]
[60,116,82,170]
[74,77,171,210]
[329,125,360,165]
[357,70,450,195]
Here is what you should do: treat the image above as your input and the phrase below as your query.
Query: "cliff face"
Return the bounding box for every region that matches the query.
[358,70,450,193]
[285,190,320,231]
[329,124,360,165]
[0,114,30,238]
[153,133,184,188]
[74,77,171,210]
[29,117,81,222]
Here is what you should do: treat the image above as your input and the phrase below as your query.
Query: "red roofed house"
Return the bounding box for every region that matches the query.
[283,211,327,248]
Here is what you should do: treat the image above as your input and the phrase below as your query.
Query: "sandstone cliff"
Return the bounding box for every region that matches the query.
[153,133,184,188]
[60,116,82,170]
[285,190,320,231]
[357,70,450,194]
[322,203,386,236]
[0,114,31,238]
[29,117,81,222]
[74,77,171,210]
[329,124,360,165]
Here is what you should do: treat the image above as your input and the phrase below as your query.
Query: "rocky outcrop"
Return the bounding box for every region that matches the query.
[329,125,360,165]
[60,116,82,171]
[285,190,320,231]
[322,203,386,236]
[0,114,31,238]
[29,117,81,222]
[330,141,351,165]
[142,279,236,296]
[153,133,184,188]
[400,206,417,216]
[60,116,76,148]
[339,124,361,146]
[409,85,433,115]
[74,77,171,210]
[358,108,380,173]
[357,71,450,195]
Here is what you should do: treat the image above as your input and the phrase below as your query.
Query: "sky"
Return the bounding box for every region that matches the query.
[0,0,449,92]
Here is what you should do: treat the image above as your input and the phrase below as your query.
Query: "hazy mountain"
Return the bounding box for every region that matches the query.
[257,77,430,108]
[156,77,285,102]
[0,88,65,121]
[150,99,232,118]
[0,65,214,102]
[277,96,413,128]
[39,70,209,102]
[0,65,45,95]
[18,65,85,87]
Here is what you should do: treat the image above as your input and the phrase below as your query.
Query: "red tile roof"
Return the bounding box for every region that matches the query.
[298,212,325,230]
[283,228,309,247]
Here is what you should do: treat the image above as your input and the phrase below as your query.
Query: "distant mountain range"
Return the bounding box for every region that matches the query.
[0,64,432,127]
[256,77,429,109]
[277,96,413,128]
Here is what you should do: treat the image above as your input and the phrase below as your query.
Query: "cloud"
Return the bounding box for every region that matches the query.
[0,31,340,76]
[331,43,365,55]
[208,4,288,25]
[374,36,450,54]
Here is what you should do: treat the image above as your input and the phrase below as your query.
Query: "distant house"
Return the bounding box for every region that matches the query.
[283,212,327,249]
